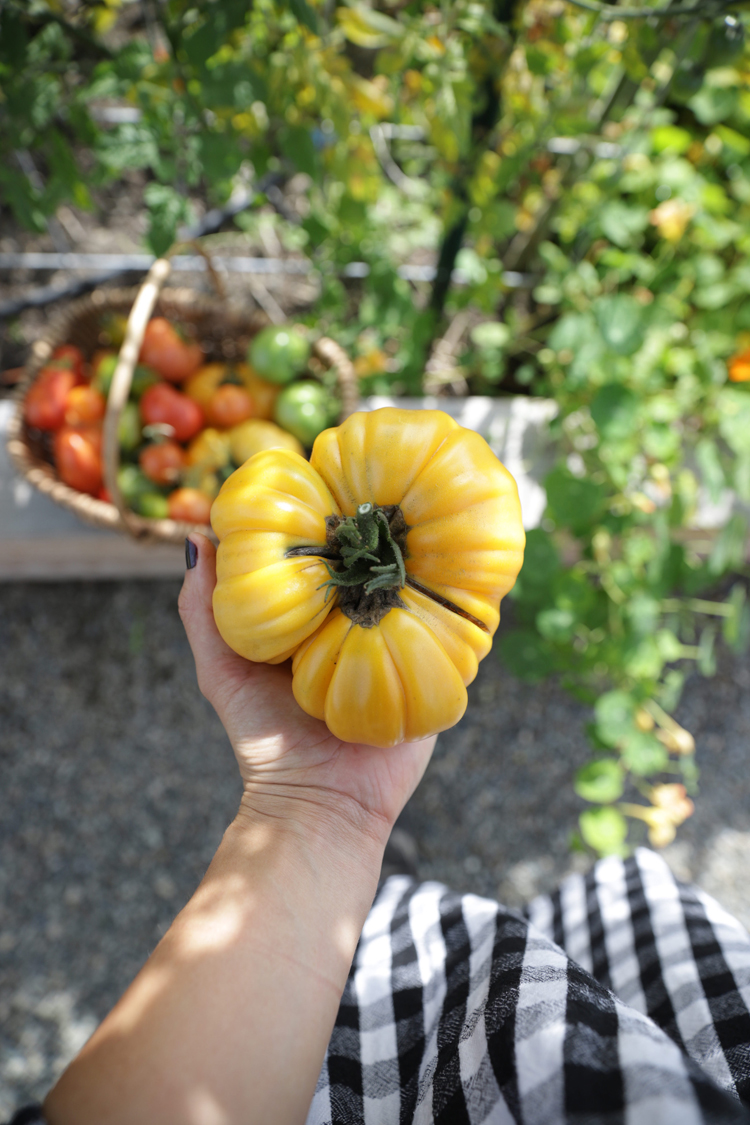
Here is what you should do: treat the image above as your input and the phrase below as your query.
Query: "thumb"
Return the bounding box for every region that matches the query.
[178,533,246,705]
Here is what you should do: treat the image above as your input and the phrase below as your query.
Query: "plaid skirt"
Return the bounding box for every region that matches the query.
[308,848,750,1125]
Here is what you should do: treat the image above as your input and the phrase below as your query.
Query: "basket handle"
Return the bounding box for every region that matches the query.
[102,255,175,538]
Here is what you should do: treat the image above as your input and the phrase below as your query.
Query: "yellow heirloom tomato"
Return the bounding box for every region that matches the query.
[211,407,525,747]
[228,418,304,463]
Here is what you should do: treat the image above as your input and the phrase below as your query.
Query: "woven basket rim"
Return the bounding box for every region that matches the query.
[7,285,358,545]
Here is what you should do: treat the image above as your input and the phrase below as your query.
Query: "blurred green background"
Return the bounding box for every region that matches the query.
[3,0,750,852]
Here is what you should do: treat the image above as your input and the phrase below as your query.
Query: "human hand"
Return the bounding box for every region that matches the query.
[178,533,436,849]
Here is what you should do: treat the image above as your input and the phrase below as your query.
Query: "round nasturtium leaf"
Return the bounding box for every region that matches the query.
[575,759,625,804]
[580,806,628,855]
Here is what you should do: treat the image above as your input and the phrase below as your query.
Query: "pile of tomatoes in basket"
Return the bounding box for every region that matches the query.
[24,318,339,524]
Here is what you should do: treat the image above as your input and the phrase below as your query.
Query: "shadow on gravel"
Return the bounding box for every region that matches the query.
[1,579,749,1111]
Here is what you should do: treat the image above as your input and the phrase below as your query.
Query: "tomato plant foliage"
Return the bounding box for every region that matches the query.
[4,0,750,853]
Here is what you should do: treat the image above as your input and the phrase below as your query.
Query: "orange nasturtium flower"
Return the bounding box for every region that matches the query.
[621,783,695,848]
[728,347,750,383]
[649,199,695,243]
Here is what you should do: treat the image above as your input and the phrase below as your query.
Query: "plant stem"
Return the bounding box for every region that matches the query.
[661,597,735,616]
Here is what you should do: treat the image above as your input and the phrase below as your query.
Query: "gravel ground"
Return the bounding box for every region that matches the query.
[1,579,749,1114]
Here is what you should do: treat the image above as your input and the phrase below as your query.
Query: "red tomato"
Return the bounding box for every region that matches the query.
[206,384,254,428]
[139,383,204,443]
[98,486,112,503]
[168,487,212,524]
[52,344,86,379]
[139,440,187,485]
[24,367,83,431]
[54,426,103,495]
[64,385,106,426]
[140,318,203,383]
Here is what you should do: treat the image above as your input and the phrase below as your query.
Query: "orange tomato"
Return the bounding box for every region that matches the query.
[52,344,86,379]
[237,363,279,420]
[140,318,203,383]
[139,440,187,485]
[206,384,254,428]
[184,363,227,409]
[168,487,212,524]
[728,348,750,383]
[64,385,106,426]
[54,426,103,495]
[140,383,205,443]
[25,367,83,431]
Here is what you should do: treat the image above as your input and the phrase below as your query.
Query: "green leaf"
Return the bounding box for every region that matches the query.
[575,759,624,804]
[544,468,606,536]
[287,0,319,33]
[697,625,717,676]
[651,125,692,154]
[198,131,243,183]
[580,806,628,855]
[709,513,747,576]
[143,183,193,257]
[515,528,560,598]
[594,690,636,748]
[537,607,576,642]
[659,670,685,713]
[718,388,750,456]
[624,636,664,680]
[280,125,318,179]
[695,439,726,504]
[625,594,660,636]
[722,584,748,650]
[598,201,649,248]
[497,629,556,681]
[688,84,738,125]
[590,384,639,442]
[593,295,646,356]
[470,322,511,349]
[643,423,680,461]
[656,629,682,662]
[694,282,738,310]
[548,312,597,353]
[621,730,669,775]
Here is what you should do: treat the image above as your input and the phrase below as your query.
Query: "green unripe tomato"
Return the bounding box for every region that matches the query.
[93,359,159,400]
[92,354,117,396]
[117,464,151,507]
[135,491,170,519]
[248,326,310,385]
[273,381,338,447]
[118,401,142,453]
[130,364,160,400]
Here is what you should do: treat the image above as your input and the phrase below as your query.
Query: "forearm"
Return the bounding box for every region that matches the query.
[44,799,387,1125]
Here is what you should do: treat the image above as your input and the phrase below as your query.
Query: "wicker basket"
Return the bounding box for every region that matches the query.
[7,254,358,545]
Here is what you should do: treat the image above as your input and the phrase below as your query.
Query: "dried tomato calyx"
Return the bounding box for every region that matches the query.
[322,504,407,626]
[322,503,406,594]
[287,503,408,627]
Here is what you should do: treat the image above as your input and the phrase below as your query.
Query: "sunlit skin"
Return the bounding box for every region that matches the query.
[44,532,436,1125]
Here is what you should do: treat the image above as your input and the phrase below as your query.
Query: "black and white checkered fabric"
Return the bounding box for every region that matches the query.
[307,848,750,1124]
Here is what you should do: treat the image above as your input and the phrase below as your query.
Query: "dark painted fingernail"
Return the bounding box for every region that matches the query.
[185,538,198,570]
